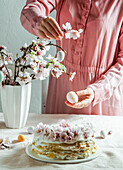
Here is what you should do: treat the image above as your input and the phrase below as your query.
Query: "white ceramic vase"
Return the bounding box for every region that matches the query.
[1,83,31,128]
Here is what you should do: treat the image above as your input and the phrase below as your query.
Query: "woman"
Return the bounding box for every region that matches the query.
[20,0,123,115]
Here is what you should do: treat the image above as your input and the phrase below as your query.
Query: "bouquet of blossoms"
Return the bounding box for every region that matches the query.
[0,22,83,86]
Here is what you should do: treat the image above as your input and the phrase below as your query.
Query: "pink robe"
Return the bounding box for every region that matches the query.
[20,0,123,115]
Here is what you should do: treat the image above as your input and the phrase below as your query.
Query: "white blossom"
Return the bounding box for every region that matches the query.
[65,30,82,40]
[30,61,38,73]
[62,22,72,31]
[62,22,83,40]
[55,69,63,78]
[23,43,28,48]
[0,45,7,52]
[0,60,3,67]
[2,67,7,76]
[8,68,13,77]
[69,72,76,81]
[70,30,81,40]
[29,54,37,61]
[16,72,32,85]
[65,32,71,39]
[46,54,54,60]
[44,45,50,51]
[32,40,37,44]
[40,48,46,56]
[1,67,12,78]
[78,28,83,33]
[35,67,50,80]
[21,57,26,65]
[40,39,49,46]
[47,63,54,70]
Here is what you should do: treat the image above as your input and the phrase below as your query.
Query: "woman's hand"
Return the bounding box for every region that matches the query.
[65,88,95,109]
[38,16,64,40]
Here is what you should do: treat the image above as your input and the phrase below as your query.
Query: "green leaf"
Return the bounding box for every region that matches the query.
[31,52,35,56]
[49,59,54,64]
[59,63,67,73]
[51,69,56,78]
[46,63,49,68]
[16,53,18,58]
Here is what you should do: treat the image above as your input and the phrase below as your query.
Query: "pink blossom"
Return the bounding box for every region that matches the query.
[43,126,52,138]
[83,129,92,138]
[60,132,68,142]
[83,132,89,138]
[5,55,13,64]
[35,122,44,134]
[50,130,56,141]
[67,136,72,142]
[55,132,60,141]
[71,127,80,138]
[60,120,71,128]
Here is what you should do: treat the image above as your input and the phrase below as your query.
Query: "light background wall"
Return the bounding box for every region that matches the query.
[0,0,56,113]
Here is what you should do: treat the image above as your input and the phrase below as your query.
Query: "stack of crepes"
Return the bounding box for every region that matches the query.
[31,120,97,160]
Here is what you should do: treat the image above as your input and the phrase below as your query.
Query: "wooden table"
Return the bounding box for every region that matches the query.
[0,113,123,170]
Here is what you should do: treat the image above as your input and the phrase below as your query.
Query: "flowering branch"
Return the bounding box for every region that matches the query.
[0,22,82,86]
[0,51,12,81]
[45,41,67,53]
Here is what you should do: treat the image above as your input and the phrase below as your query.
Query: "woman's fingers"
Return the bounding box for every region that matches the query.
[76,88,92,96]
[76,88,94,100]
[38,30,51,40]
[65,98,92,109]
[40,25,57,39]
[73,98,92,108]
[39,17,64,40]
[42,21,60,38]
[46,17,64,37]
[65,88,95,109]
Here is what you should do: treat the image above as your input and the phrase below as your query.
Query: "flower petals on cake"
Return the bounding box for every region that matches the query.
[34,120,94,143]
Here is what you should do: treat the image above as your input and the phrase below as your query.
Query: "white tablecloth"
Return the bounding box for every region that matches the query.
[0,113,123,170]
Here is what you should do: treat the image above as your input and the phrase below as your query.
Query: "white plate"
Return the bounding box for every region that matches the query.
[26,144,101,164]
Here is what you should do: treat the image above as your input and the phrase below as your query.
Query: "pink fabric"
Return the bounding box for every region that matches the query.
[20,0,123,115]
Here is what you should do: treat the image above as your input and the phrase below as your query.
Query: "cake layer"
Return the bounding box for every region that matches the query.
[31,140,97,160]
[31,144,97,160]
[32,138,95,151]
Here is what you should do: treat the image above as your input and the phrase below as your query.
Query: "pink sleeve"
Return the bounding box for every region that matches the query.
[88,23,123,106]
[20,0,56,37]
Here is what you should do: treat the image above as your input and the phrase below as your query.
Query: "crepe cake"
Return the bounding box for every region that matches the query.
[31,120,97,160]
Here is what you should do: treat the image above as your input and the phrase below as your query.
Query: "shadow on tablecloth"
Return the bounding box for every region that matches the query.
[0,121,8,129]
